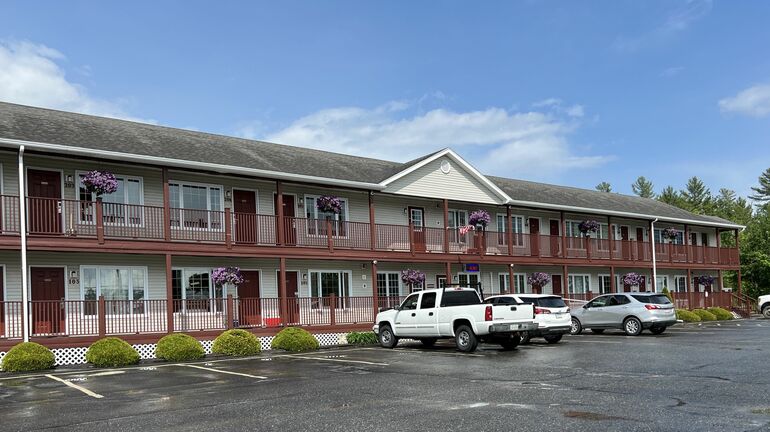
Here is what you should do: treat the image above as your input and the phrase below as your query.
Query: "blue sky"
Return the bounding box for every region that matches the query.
[1,0,769,197]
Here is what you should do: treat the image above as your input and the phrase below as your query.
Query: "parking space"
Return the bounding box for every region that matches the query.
[1,322,769,431]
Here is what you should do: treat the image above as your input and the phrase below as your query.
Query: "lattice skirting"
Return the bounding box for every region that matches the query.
[0,333,350,367]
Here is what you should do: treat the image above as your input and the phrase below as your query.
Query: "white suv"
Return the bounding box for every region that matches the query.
[759,294,770,319]
[484,294,571,344]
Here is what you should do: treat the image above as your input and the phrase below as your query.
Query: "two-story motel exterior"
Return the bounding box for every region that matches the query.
[0,102,746,350]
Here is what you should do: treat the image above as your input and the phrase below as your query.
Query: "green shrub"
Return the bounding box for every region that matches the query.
[85,337,140,367]
[155,334,205,361]
[661,287,674,304]
[692,309,717,322]
[676,309,701,322]
[212,329,261,357]
[706,307,734,321]
[1,342,55,372]
[346,331,378,345]
[270,327,319,352]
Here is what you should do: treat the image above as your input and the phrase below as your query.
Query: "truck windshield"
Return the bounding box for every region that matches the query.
[440,290,481,307]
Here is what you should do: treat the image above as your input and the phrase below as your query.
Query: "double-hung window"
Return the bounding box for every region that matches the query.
[77,173,143,226]
[496,214,525,247]
[447,209,468,243]
[674,276,687,293]
[308,270,351,308]
[304,195,348,236]
[498,273,527,294]
[377,272,402,308]
[654,229,684,245]
[81,266,147,315]
[655,276,669,293]
[169,182,224,230]
[568,274,591,294]
[598,275,612,294]
[172,268,228,312]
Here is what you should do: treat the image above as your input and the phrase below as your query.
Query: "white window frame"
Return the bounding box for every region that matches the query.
[448,209,469,244]
[376,272,403,297]
[79,265,149,316]
[597,274,613,294]
[654,228,684,245]
[654,275,669,293]
[456,272,480,288]
[306,269,353,298]
[568,274,591,294]
[303,194,350,238]
[498,272,527,294]
[169,180,225,232]
[76,171,145,227]
[674,276,687,293]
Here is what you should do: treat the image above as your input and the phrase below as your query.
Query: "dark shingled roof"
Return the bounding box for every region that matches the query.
[0,102,740,227]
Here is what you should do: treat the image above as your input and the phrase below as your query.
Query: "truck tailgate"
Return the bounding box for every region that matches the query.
[491,303,534,322]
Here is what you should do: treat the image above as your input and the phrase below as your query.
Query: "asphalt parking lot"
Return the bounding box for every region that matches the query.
[1,321,769,432]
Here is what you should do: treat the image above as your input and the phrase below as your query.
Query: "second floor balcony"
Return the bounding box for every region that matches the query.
[0,195,740,267]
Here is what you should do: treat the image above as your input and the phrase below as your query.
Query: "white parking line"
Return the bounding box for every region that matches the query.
[279,354,388,366]
[183,364,267,379]
[45,374,104,399]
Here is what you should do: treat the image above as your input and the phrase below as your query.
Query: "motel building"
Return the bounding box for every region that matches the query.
[0,102,748,353]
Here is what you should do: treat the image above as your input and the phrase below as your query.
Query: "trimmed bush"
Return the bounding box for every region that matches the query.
[1,342,55,372]
[661,287,674,304]
[212,329,261,357]
[692,309,717,322]
[270,327,319,352]
[86,337,140,367]
[676,309,701,323]
[346,331,378,345]
[155,334,205,361]
[706,307,734,321]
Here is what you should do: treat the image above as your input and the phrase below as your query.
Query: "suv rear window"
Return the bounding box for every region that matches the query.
[631,294,671,305]
[440,290,481,307]
[519,296,566,308]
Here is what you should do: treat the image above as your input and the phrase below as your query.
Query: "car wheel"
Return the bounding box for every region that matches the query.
[570,317,583,335]
[623,317,643,336]
[543,334,562,344]
[519,331,531,345]
[420,338,438,347]
[500,334,521,350]
[763,305,770,319]
[591,329,605,334]
[378,325,399,348]
[649,326,666,335]
[455,325,478,352]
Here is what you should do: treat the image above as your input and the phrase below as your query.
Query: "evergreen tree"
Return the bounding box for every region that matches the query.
[631,176,655,198]
[749,168,770,203]
[680,176,712,214]
[595,182,612,193]
[658,186,683,207]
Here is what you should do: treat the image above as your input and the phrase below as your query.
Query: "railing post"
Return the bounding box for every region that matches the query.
[408,222,415,256]
[224,208,233,249]
[371,260,379,318]
[226,294,234,329]
[326,219,334,252]
[95,199,105,244]
[329,294,336,326]
[98,295,106,337]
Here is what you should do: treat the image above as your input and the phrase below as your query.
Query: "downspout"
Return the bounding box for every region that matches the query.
[18,146,29,342]
[650,218,658,293]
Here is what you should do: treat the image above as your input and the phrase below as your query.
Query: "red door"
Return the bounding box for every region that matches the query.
[409,207,426,253]
[237,270,261,325]
[529,218,540,256]
[27,169,62,234]
[549,219,560,257]
[551,275,562,296]
[636,227,645,259]
[233,190,257,244]
[285,271,299,324]
[31,267,65,335]
[275,195,296,245]
[620,226,631,260]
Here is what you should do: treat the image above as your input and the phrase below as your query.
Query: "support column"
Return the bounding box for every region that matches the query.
[278,257,287,325]
[734,228,741,267]
[607,216,614,259]
[506,206,513,256]
[562,265,569,297]
[443,199,450,253]
[165,253,174,333]
[507,264,515,294]
[371,260,379,316]
[737,268,742,296]
[684,224,690,263]
[610,266,616,293]
[276,181,285,246]
[560,211,567,259]
[369,192,376,251]
[18,146,30,342]
[162,168,171,242]
[445,262,452,286]
[717,269,723,292]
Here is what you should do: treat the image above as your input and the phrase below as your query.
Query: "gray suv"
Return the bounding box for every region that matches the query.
[570,293,677,336]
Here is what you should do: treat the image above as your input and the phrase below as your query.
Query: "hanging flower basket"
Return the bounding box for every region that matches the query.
[622,272,644,287]
[400,269,426,287]
[527,272,551,289]
[578,220,600,236]
[662,227,678,242]
[695,275,715,288]
[469,210,491,228]
[81,170,118,197]
[211,267,244,287]
[316,195,342,214]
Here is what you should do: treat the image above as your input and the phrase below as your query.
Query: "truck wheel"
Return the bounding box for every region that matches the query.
[543,334,562,344]
[570,318,583,335]
[455,325,478,352]
[378,325,399,348]
[623,317,643,336]
[420,338,437,347]
[519,331,531,345]
[763,305,770,319]
[500,334,521,350]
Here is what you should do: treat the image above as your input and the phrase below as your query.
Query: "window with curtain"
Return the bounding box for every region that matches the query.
[568,275,591,294]
[448,209,468,243]
[598,275,612,294]
[169,182,223,230]
[309,270,351,308]
[496,214,525,247]
[674,276,687,292]
[304,195,348,236]
[654,229,684,245]
[78,174,143,225]
[171,268,227,312]
[81,266,147,315]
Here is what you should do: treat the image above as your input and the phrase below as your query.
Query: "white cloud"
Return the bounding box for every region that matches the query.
[258,99,612,180]
[718,84,770,117]
[0,39,152,123]
[612,0,712,52]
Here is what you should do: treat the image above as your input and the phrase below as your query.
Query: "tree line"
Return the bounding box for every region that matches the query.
[594,169,770,299]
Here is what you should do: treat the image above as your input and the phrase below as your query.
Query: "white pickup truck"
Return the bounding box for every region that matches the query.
[373,288,538,352]
[759,294,770,319]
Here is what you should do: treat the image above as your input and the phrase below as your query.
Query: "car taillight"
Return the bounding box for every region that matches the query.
[534,307,551,314]
[485,305,493,321]
[645,304,662,310]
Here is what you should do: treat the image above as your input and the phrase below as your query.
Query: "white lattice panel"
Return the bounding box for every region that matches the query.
[53,347,88,366]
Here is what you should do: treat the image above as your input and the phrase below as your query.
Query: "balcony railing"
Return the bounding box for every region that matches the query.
[13,196,740,266]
